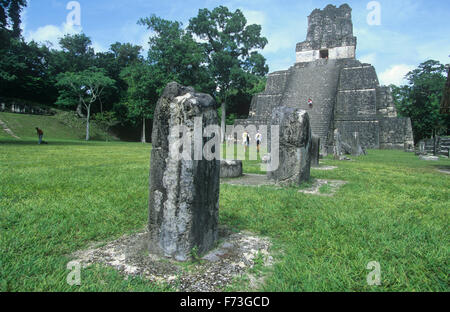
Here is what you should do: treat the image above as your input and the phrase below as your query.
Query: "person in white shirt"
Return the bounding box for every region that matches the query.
[255,131,262,153]
[242,131,250,152]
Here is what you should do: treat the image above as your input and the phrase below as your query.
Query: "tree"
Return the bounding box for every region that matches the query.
[7,0,26,38]
[0,38,56,103]
[188,6,268,141]
[58,33,96,73]
[95,42,143,114]
[120,62,159,143]
[391,60,449,142]
[110,42,143,68]
[54,34,97,116]
[138,15,214,94]
[440,65,450,115]
[93,111,118,142]
[56,68,115,141]
[0,0,10,29]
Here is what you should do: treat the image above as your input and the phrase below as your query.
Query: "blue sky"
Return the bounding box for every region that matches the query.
[22,0,450,86]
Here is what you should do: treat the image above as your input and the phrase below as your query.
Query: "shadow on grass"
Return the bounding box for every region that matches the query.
[431,164,450,171]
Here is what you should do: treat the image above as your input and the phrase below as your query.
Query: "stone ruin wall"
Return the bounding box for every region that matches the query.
[334,61,380,148]
[236,4,414,151]
[296,4,356,63]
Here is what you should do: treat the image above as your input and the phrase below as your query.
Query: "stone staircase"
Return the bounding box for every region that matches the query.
[278,59,341,147]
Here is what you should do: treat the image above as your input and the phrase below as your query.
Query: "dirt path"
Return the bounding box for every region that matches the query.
[0,118,20,139]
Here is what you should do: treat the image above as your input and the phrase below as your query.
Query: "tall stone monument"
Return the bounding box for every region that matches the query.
[235,4,414,152]
[350,132,365,156]
[148,82,220,262]
[267,107,312,185]
[333,129,342,160]
[311,135,321,167]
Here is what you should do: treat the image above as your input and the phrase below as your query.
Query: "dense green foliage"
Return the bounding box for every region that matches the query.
[0,140,448,291]
[120,62,160,142]
[55,68,115,140]
[440,67,450,115]
[0,2,267,141]
[391,60,449,142]
[188,6,269,138]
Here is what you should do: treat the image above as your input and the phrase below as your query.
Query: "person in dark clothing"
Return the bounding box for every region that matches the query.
[36,127,44,145]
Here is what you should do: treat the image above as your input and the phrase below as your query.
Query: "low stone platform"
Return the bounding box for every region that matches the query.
[436,166,450,175]
[221,174,276,187]
[221,174,346,197]
[70,227,273,292]
[312,165,338,171]
[419,155,439,161]
[220,160,243,178]
[298,179,348,197]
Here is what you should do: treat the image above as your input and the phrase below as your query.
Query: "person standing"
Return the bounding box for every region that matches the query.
[255,131,262,153]
[242,131,250,152]
[36,127,44,145]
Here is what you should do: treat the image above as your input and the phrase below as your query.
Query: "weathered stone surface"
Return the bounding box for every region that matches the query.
[235,4,414,152]
[296,4,356,63]
[333,129,342,160]
[350,132,365,156]
[417,137,450,157]
[311,135,320,167]
[71,227,273,292]
[220,160,243,178]
[419,155,439,161]
[148,82,220,262]
[341,141,352,155]
[262,154,271,164]
[267,107,312,185]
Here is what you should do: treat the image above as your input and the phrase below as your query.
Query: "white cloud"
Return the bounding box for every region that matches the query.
[379,64,415,86]
[240,8,302,55]
[264,31,298,54]
[242,9,266,27]
[92,41,108,53]
[359,53,377,65]
[25,23,81,48]
[118,21,153,53]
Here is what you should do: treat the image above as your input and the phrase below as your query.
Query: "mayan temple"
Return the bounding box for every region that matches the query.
[235,4,414,151]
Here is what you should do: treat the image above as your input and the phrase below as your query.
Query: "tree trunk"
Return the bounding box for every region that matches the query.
[76,102,85,118]
[141,116,146,143]
[221,101,226,143]
[86,106,91,141]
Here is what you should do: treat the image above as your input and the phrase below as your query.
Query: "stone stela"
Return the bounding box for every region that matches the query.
[267,107,312,185]
[148,82,220,262]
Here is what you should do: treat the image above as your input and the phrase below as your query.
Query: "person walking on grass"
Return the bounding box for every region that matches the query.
[36,127,44,145]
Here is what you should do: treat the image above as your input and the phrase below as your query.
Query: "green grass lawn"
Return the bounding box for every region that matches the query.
[0,138,449,292]
[0,112,115,142]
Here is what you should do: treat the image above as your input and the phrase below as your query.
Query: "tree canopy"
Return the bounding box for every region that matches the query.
[188,6,268,137]
[391,60,449,142]
[56,68,115,140]
[120,61,160,143]
[0,4,270,142]
[138,15,214,94]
